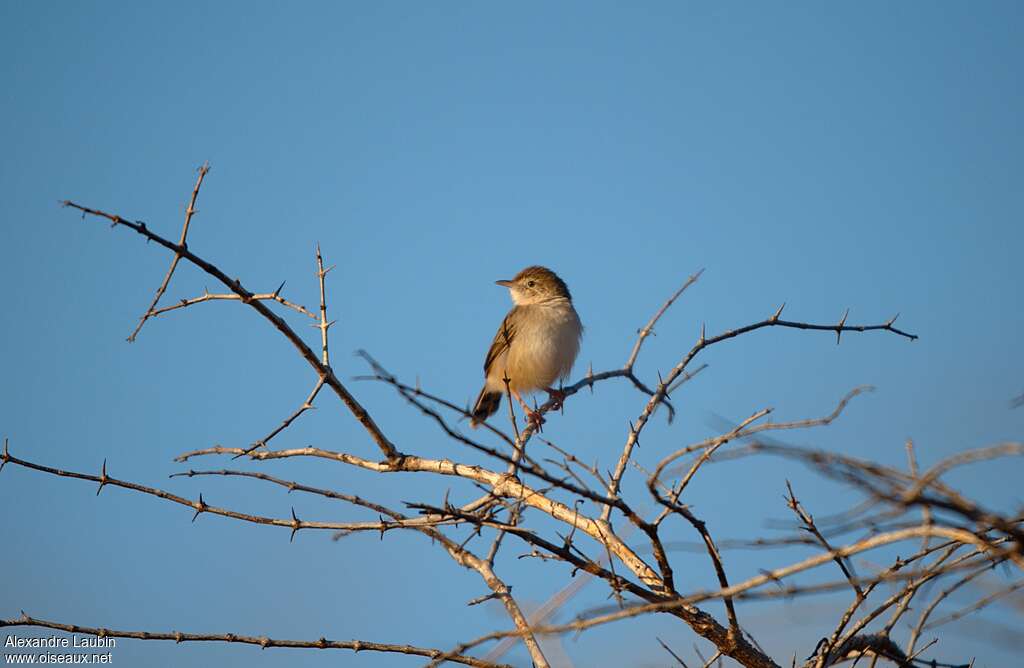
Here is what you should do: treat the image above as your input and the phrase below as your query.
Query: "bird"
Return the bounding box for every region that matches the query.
[470,266,583,429]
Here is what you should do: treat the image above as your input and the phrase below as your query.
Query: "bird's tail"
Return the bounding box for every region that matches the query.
[470,388,502,428]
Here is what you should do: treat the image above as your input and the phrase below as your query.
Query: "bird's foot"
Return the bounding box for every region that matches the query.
[544,387,568,412]
[525,409,546,432]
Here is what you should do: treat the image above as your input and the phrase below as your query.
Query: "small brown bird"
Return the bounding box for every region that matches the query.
[470,266,583,428]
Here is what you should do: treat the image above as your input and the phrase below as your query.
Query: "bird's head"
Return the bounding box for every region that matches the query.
[496,266,572,305]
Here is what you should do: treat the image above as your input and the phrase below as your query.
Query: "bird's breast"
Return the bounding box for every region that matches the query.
[505,303,582,392]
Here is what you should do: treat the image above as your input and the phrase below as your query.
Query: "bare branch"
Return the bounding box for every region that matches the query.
[38,171,1015,668]
[1,447,403,540]
[315,243,333,365]
[148,288,316,320]
[785,480,863,597]
[604,303,910,523]
[63,198,401,461]
[0,612,503,667]
[624,268,704,369]
[127,163,209,342]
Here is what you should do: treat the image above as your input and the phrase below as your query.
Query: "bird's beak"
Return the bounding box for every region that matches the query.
[495,279,514,287]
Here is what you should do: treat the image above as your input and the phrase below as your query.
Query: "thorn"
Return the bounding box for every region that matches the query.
[699,322,706,344]
[772,302,786,322]
[467,591,502,607]
[273,280,286,297]
[0,437,9,473]
[627,420,638,447]
[886,312,900,327]
[290,506,301,542]
[836,308,849,345]
[656,369,672,400]
[587,362,594,394]
[324,264,336,275]
[192,493,206,522]
[96,459,108,496]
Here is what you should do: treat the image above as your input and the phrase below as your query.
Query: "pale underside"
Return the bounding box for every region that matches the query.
[483,300,582,395]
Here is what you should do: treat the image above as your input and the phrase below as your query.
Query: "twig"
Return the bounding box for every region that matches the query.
[624,268,704,369]
[238,377,326,457]
[127,163,209,342]
[315,243,333,365]
[658,637,690,667]
[786,481,863,597]
[148,288,315,320]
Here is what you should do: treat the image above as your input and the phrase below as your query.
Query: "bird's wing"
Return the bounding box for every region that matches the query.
[483,307,519,377]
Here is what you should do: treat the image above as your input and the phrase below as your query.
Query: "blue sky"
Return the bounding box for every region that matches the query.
[1,2,1021,666]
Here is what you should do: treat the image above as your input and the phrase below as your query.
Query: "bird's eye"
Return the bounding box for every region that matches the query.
[527,280,535,288]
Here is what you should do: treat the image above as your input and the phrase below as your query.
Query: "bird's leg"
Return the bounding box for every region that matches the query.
[512,389,545,431]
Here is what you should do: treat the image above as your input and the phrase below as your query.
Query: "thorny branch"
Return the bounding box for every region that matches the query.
[126,162,209,342]
[0,613,504,668]
[62,198,401,462]
[148,287,316,320]
[5,166,1018,668]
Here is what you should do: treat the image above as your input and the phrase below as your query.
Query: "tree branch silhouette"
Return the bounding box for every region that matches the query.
[4,165,1017,668]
